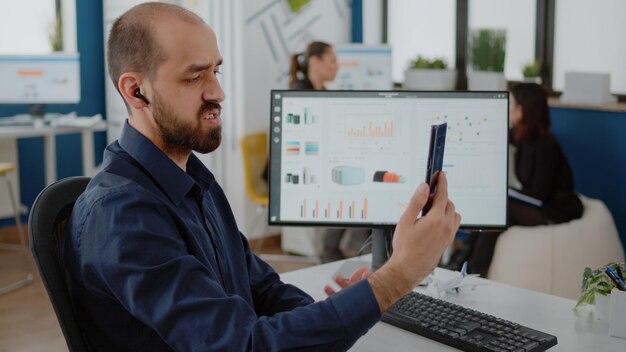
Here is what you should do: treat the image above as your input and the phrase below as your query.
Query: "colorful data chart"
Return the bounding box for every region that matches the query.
[372,170,406,183]
[346,120,394,138]
[433,114,490,143]
[286,141,300,155]
[284,173,300,184]
[285,167,318,185]
[299,198,368,219]
[285,107,318,125]
[286,113,302,124]
[304,141,319,155]
[331,166,365,185]
[302,167,318,184]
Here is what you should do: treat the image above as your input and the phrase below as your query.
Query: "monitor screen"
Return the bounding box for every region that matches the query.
[0,54,80,104]
[268,90,509,230]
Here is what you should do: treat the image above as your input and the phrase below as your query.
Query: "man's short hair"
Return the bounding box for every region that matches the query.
[106,2,204,109]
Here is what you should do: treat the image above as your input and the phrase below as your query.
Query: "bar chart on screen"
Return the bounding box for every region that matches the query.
[345,115,396,138]
[297,198,368,220]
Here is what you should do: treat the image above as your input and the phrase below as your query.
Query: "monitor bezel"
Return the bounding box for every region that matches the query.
[267,89,509,232]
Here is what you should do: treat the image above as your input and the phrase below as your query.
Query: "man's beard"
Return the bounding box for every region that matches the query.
[152,90,222,154]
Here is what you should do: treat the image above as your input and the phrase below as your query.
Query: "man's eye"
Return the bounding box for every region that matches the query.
[186,75,202,83]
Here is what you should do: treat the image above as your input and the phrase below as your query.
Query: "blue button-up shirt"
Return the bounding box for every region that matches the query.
[65,122,381,351]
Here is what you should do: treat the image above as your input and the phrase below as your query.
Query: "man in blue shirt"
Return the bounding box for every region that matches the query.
[65,3,461,351]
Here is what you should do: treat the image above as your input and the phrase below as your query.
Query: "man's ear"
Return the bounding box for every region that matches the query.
[119,73,149,109]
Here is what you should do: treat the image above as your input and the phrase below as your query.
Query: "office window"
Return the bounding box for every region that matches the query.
[0,0,75,53]
[469,0,536,82]
[553,0,626,94]
[387,0,456,84]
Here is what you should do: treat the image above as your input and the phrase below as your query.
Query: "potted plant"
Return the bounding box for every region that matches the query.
[467,28,507,90]
[403,56,457,90]
[575,262,626,320]
[522,60,542,84]
[48,12,63,52]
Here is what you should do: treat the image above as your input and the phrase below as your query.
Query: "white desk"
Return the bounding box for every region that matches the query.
[0,120,107,185]
[280,258,626,351]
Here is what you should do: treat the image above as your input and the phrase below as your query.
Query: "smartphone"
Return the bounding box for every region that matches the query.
[422,123,447,214]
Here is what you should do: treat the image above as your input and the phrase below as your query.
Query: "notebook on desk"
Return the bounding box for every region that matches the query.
[508,188,543,207]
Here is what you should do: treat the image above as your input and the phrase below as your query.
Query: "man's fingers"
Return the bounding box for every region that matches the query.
[445,199,456,216]
[326,267,369,297]
[429,172,449,215]
[333,275,350,289]
[349,267,369,282]
[398,182,429,225]
[324,285,336,296]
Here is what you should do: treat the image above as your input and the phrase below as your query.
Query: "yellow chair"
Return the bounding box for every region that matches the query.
[240,132,269,208]
[0,162,33,295]
[240,132,270,253]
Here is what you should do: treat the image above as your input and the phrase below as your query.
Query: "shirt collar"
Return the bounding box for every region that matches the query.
[118,120,215,205]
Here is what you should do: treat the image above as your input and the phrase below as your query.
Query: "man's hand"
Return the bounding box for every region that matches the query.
[323,266,370,296]
[367,172,461,312]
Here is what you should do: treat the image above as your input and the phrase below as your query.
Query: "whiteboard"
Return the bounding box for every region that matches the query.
[327,44,392,90]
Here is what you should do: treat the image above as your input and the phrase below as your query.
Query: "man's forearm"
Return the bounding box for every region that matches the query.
[367,263,416,313]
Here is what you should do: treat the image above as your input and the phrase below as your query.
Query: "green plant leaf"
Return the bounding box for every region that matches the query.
[410,56,448,70]
[48,12,63,52]
[469,28,506,72]
[575,261,626,309]
[522,60,541,78]
[575,288,596,308]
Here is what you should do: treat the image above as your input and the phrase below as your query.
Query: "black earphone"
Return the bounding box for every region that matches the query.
[135,88,150,104]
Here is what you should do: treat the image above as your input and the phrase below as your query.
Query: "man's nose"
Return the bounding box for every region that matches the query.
[203,78,225,103]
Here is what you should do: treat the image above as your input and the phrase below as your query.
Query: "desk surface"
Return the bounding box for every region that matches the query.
[0,118,107,185]
[0,120,106,139]
[280,257,625,351]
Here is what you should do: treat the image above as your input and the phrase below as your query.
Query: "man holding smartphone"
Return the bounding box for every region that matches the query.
[64,3,461,350]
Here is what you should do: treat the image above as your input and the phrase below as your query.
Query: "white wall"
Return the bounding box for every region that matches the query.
[363,0,383,45]
[242,0,351,134]
[0,1,56,53]
[469,0,536,81]
[388,0,456,83]
[553,0,626,94]
[61,0,77,52]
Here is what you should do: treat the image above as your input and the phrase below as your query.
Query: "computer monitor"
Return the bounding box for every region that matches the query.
[268,90,509,267]
[0,54,81,114]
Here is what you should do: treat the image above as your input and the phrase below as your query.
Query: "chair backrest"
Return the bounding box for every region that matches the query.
[240,132,269,206]
[28,176,91,352]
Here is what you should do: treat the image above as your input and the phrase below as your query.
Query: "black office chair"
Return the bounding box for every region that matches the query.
[28,176,91,352]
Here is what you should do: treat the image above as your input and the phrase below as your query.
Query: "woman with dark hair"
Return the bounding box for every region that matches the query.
[507,82,583,225]
[289,41,338,90]
[462,83,584,276]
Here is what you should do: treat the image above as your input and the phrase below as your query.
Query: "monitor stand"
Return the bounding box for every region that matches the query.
[371,227,394,271]
[28,104,45,118]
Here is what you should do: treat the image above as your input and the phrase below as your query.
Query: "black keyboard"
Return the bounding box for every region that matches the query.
[382,292,557,352]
